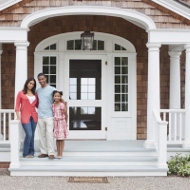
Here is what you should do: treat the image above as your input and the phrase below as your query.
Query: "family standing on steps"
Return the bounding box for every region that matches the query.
[15,73,68,159]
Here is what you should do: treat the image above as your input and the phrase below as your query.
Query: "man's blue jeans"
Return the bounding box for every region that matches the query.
[22,117,37,157]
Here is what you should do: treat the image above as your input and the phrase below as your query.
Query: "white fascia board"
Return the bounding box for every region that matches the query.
[148,29,190,44]
[0,0,22,11]
[0,27,28,42]
[151,0,190,20]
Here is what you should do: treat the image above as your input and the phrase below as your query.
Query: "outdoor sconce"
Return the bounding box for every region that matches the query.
[81,30,94,50]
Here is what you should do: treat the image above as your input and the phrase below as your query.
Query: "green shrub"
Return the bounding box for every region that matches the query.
[167,153,190,176]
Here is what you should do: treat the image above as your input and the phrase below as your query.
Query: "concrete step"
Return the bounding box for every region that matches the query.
[9,164,168,176]
[20,155,158,166]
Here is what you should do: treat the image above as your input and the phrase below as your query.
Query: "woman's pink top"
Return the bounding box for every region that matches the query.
[15,91,38,124]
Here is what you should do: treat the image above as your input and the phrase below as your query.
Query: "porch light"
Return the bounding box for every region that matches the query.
[81,31,94,50]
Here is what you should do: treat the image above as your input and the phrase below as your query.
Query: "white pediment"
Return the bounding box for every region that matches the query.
[0,0,22,11]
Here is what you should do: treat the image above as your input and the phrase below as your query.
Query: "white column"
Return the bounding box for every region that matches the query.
[183,44,190,148]
[169,51,181,109]
[14,42,29,105]
[0,43,2,109]
[144,43,161,148]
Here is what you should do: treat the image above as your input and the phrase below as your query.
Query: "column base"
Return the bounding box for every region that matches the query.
[143,140,155,149]
[183,141,190,148]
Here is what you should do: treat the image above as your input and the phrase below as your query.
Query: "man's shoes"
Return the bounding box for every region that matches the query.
[48,155,55,159]
[38,154,48,158]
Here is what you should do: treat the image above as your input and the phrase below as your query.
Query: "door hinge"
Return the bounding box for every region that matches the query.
[105,127,108,131]
[105,61,107,65]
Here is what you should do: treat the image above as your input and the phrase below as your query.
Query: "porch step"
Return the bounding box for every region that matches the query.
[9,140,168,176]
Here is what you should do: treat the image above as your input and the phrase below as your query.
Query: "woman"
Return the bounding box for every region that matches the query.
[15,78,38,158]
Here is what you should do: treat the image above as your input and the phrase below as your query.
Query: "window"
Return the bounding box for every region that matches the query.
[42,56,57,87]
[114,57,128,111]
[67,40,104,50]
[44,43,57,50]
[115,44,126,51]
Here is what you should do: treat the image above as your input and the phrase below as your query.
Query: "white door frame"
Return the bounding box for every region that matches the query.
[34,32,137,140]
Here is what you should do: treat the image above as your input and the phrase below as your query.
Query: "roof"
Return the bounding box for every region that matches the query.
[0,0,21,11]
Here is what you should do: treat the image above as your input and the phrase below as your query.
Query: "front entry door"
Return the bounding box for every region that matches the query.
[65,56,106,139]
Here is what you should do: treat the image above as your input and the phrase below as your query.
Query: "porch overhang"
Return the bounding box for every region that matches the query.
[20,6,156,30]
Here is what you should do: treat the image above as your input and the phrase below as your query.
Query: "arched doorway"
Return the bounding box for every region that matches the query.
[34,32,137,140]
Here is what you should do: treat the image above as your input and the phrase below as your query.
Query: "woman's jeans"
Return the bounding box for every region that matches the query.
[22,117,37,157]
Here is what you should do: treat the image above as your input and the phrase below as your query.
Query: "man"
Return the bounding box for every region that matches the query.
[37,73,56,159]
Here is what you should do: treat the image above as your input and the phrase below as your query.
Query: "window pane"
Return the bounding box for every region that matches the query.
[88,78,95,85]
[50,44,56,50]
[115,76,120,83]
[50,75,56,83]
[69,107,101,130]
[98,40,104,50]
[50,66,56,74]
[88,93,95,100]
[122,85,128,93]
[88,86,95,92]
[44,46,49,50]
[67,40,74,50]
[122,57,128,65]
[43,66,49,74]
[70,86,77,92]
[70,78,77,85]
[115,104,120,111]
[75,40,81,50]
[50,57,56,65]
[69,93,77,100]
[115,44,120,50]
[115,57,120,65]
[122,103,128,111]
[81,85,88,92]
[122,75,128,83]
[115,85,120,93]
[115,94,120,102]
[43,57,49,65]
[122,67,128,74]
[81,93,87,100]
[115,67,120,74]
[122,94,128,102]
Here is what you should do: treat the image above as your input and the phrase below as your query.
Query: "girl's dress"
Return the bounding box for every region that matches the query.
[52,102,68,140]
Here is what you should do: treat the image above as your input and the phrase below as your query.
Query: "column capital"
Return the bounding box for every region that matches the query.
[168,51,182,59]
[14,41,29,48]
[146,43,161,50]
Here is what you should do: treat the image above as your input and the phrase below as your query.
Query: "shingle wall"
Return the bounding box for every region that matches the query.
[1,15,180,139]
[0,0,189,28]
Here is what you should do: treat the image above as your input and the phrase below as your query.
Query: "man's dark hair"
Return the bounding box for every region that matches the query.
[37,73,46,78]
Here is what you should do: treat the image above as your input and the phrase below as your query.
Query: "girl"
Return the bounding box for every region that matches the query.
[15,78,38,158]
[52,90,68,158]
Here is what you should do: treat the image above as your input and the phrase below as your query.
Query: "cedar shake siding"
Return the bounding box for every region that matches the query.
[0,1,189,139]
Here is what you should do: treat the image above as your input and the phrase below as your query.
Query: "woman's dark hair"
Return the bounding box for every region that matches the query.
[22,78,37,95]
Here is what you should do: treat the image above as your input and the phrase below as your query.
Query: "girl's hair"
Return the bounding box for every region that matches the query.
[53,90,63,97]
[53,90,65,103]
[22,78,37,95]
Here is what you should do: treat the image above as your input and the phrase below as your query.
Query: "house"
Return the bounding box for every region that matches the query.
[0,0,190,176]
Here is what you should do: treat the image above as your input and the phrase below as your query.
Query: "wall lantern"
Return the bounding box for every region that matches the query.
[81,30,94,50]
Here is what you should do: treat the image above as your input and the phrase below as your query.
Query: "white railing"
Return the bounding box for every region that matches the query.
[153,110,168,168]
[160,109,185,144]
[0,109,14,142]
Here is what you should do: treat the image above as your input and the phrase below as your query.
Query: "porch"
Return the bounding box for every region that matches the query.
[0,108,189,176]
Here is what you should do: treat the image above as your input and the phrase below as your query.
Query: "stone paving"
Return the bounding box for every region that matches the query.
[1,169,190,190]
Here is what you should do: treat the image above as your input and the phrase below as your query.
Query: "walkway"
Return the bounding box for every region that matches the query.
[1,169,190,190]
